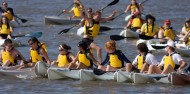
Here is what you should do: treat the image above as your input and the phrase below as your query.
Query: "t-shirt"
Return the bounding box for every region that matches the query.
[133,53,159,65]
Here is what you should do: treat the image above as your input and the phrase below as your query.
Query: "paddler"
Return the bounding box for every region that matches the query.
[0,2,15,21]
[148,42,187,74]
[125,0,143,15]
[0,16,13,39]
[51,44,75,68]
[98,40,132,72]
[158,20,176,44]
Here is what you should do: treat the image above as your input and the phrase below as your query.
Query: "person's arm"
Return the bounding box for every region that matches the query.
[40,48,51,64]
[87,53,100,66]
[101,53,109,66]
[90,42,102,63]
[178,60,187,70]
[99,10,117,23]
[125,19,133,29]
[132,55,138,66]
[71,52,79,64]
[63,8,73,14]
[68,52,75,62]
[124,5,131,13]
[139,3,144,12]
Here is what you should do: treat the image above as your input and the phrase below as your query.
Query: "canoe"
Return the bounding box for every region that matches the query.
[44,16,81,25]
[169,72,190,85]
[119,29,139,38]
[80,69,117,81]
[34,61,50,77]
[133,73,169,84]
[47,68,80,80]
[115,70,132,83]
[0,68,36,79]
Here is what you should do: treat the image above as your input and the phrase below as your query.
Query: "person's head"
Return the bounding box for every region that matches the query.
[146,14,156,24]
[74,2,80,7]
[130,0,136,4]
[59,44,71,54]
[137,43,149,54]
[166,42,175,52]
[164,20,171,28]
[4,39,13,51]
[1,16,9,24]
[2,2,8,8]
[105,40,116,53]
[93,10,102,20]
[87,8,93,17]
[28,37,40,49]
[78,41,88,51]
[185,18,190,28]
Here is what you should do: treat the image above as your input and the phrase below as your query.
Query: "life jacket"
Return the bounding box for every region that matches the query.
[78,50,92,67]
[163,52,176,70]
[0,24,11,35]
[57,52,71,67]
[84,19,100,37]
[72,6,81,17]
[142,23,158,36]
[2,50,15,65]
[131,18,143,28]
[30,43,46,63]
[3,9,13,21]
[184,27,190,45]
[130,3,140,14]
[160,27,175,40]
[109,50,124,68]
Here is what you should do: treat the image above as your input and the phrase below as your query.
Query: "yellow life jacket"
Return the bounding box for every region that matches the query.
[131,18,143,28]
[2,50,15,65]
[130,3,139,14]
[72,6,81,17]
[137,55,144,70]
[109,53,123,68]
[30,43,46,63]
[161,27,175,40]
[4,10,13,21]
[163,53,175,70]
[0,24,11,34]
[184,27,190,45]
[57,54,70,67]
[141,23,158,36]
[78,51,92,67]
[39,43,47,52]
[84,19,100,37]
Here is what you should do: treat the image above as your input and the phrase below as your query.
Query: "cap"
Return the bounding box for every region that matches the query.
[164,20,171,25]
[166,42,175,48]
[185,18,190,22]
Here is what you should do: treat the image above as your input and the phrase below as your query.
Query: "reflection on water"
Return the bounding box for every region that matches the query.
[1,0,190,93]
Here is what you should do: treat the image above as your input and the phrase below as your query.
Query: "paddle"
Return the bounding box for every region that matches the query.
[100,26,123,31]
[101,0,119,11]
[110,35,135,41]
[93,68,115,75]
[57,3,74,16]
[12,32,43,38]
[58,24,77,34]
[138,34,164,40]
[149,74,168,80]
[151,44,166,49]
[14,15,28,23]
[125,0,149,22]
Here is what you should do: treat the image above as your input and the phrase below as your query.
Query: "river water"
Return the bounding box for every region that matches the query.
[1,0,190,93]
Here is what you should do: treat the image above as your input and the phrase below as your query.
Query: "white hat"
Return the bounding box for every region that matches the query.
[166,42,176,48]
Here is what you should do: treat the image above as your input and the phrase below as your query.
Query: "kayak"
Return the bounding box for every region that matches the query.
[0,67,36,79]
[169,72,190,85]
[125,14,145,22]
[115,70,132,83]
[119,29,139,38]
[80,69,117,81]
[44,16,81,25]
[133,73,169,84]
[47,68,80,80]
[34,61,50,77]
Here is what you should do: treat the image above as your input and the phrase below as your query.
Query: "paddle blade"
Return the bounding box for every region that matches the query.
[20,19,28,23]
[108,0,119,6]
[110,35,125,41]
[125,14,133,22]
[58,29,70,34]
[151,44,166,49]
[93,68,106,75]
[139,34,154,40]
[100,26,111,31]
[25,32,43,38]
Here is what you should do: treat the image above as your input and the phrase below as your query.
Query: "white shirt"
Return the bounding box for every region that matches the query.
[133,53,159,65]
[159,52,183,66]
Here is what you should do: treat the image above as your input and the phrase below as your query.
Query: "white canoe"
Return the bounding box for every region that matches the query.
[34,61,50,77]
[44,16,81,25]
[47,68,80,80]
[175,48,190,57]
[0,68,36,79]
[115,70,132,83]
[133,73,169,84]
[80,69,117,81]
[120,29,139,38]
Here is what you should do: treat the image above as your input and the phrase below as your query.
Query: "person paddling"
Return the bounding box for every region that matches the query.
[0,39,26,68]
[0,2,15,21]
[158,20,176,44]
[51,44,75,68]
[63,0,84,19]
[132,43,159,73]
[98,40,132,72]
[148,42,187,74]
[0,16,13,39]
[125,0,143,15]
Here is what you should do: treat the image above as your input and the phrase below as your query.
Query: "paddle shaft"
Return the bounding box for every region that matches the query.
[101,0,119,11]
[58,3,74,16]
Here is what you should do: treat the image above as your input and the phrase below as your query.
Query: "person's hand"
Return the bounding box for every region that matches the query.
[63,9,66,12]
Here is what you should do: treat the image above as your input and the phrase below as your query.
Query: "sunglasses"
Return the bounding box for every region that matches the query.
[29,42,34,45]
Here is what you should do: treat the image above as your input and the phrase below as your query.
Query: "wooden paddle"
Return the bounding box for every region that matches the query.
[12,32,43,38]
[57,3,74,16]
[58,24,77,34]
[110,35,135,41]
[101,0,120,11]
